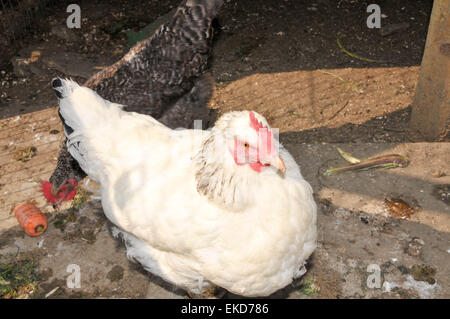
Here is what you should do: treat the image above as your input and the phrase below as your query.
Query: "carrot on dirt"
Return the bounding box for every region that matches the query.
[14,203,48,237]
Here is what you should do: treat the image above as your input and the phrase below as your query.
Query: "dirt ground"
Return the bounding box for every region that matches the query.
[0,0,449,299]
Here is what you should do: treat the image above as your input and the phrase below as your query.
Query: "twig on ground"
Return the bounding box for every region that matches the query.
[319,70,361,94]
[328,101,349,120]
[337,37,384,63]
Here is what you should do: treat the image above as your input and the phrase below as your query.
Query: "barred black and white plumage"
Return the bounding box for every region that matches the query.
[48,0,223,193]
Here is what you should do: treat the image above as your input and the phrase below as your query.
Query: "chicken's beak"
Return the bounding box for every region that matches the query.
[270,156,286,172]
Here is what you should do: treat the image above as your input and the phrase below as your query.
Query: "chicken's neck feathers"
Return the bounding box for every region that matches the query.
[193,130,294,211]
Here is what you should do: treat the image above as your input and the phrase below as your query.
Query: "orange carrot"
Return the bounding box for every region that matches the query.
[14,203,48,237]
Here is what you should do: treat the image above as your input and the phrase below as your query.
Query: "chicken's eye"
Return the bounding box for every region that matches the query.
[243,143,249,148]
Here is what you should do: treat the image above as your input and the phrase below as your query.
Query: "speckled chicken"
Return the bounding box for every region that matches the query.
[47,0,223,200]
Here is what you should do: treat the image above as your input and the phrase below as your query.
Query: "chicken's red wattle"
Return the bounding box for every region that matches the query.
[41,179,78,204]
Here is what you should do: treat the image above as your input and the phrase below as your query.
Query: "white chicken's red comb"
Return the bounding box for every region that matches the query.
[249,111,274,155]
[249,111,267,131]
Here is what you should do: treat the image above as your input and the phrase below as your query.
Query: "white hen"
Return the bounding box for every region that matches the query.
[52,78,317,297]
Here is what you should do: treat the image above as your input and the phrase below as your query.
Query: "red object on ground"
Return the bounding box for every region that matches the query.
[14,203,48,237]
[41,179,78,204]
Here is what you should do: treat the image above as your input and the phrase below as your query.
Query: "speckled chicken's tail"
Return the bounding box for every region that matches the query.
[150,0,224,85]
[174,0,224,51]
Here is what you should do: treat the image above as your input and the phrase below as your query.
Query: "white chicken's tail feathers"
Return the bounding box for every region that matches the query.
[52,78,123,179]
[52,78,82,138]
[51,78,79,99]
[52,77,122,133]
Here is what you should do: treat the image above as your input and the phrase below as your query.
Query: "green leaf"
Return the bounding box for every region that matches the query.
[126,30,150,47]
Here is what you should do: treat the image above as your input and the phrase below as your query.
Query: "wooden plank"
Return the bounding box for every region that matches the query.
[0,116,61,140]
[0,106,58,130]
[0,162,54,184]
[0,107,62,221]
[0,138,62,165]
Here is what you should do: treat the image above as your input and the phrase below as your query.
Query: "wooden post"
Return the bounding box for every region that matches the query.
[410,0,449,140]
